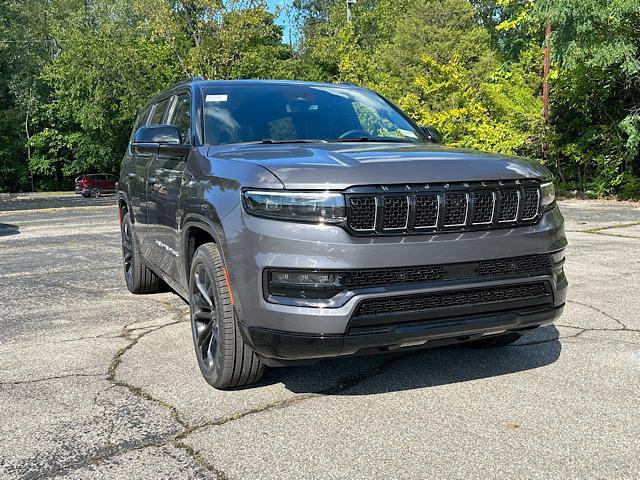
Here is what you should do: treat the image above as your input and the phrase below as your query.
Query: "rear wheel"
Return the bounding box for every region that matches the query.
[90,186,101,198]
[189,243,264,389]
[120,212,167,294]
[466,332,522,348]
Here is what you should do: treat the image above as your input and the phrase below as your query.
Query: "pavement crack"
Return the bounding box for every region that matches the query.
[178,353,412,441]
[566,299,628,330]
[106,319,191,430]
[582,221,640,233]
[0,373,105,386]
[173,440,229,479]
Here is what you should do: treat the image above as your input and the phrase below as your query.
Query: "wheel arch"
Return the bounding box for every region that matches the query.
[116,192,131,225]
[182,213,246,319]
[182,213,227,283]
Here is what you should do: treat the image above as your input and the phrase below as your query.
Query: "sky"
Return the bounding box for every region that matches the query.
[266,0,295,43]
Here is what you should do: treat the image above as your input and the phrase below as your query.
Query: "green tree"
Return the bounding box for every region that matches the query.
[539,0,640,195]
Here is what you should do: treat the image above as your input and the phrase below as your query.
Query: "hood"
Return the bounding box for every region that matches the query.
[207,143,551,190]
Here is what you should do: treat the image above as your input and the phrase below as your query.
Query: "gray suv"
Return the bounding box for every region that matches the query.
[117,78,567,389]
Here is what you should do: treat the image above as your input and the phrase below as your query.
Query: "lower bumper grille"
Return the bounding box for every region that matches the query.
[353,282,551,320]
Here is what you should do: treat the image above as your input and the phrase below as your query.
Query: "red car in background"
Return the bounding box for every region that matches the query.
[75,174,117,198]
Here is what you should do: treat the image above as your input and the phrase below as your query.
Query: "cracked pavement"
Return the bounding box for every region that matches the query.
[1,198,639,479]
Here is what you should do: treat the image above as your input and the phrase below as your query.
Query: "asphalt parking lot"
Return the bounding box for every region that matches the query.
[1,198,639,479]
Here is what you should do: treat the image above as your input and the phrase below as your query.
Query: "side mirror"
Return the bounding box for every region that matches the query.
[133,125,190,155]
[134,124,181,144]
[420,126,442,144]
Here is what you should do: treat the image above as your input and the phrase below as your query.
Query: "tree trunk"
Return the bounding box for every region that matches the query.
[25,111,34,192]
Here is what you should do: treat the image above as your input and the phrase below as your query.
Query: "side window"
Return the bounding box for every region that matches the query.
[149,98,171,125]
[169,94,191,144]
[130,106,151,145]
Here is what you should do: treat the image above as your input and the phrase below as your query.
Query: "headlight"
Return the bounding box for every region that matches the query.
[540,181,556,209]
[242,190,346,223]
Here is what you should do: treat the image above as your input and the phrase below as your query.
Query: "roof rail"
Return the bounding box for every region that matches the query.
[165,76,206,90]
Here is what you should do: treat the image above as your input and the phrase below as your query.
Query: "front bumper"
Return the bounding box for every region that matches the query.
[222,202,567,334]
[241,304,563,365]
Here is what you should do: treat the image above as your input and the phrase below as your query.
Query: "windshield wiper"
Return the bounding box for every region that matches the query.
[256,139,328,144]
[330,137,415,143]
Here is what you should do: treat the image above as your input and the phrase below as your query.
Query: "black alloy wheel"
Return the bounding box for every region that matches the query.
[189,243,264,389]
[191,263,220,371]
[121,219,135,287]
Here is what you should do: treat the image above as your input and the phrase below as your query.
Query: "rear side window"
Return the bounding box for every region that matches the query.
[149,98,171,125]
[169,94,191,144]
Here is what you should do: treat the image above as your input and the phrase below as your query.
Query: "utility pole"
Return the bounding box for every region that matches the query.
[543,21,551,123]
[346,0,356,21]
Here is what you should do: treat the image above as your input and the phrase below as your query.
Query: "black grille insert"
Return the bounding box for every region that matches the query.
[521,189,539,220]
[414,194,439,228]
[382,196,409,229]
[472,191,494,224]
[349,196,376,231]
[443,193,468,226]
[498,190,519,222]
[354,282,549,318]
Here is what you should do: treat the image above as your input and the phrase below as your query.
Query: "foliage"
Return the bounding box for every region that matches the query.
[536,0,640,195]
[0,0,639,197]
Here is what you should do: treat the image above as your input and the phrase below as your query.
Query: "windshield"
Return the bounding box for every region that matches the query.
[202,84,424,146]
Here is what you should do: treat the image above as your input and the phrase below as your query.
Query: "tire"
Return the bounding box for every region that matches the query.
[189,243,264,389]
[90,186,101,198]
[466,332,522,348]
[120,212,167,294]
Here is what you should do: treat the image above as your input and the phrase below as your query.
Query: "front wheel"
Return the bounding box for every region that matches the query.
[90,186,101,198]
[189,243,264,389]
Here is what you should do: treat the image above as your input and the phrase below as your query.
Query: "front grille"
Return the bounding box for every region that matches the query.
[345,180,541,236]
[354,282,549,318]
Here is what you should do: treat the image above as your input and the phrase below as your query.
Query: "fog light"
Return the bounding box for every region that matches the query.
[268,270,344,300]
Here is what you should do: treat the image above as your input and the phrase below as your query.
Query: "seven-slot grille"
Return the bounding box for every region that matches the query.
[346,180,541,235]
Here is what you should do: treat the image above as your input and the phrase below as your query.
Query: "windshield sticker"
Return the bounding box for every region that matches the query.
[206,94,228,102]
[398,129,418,139]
